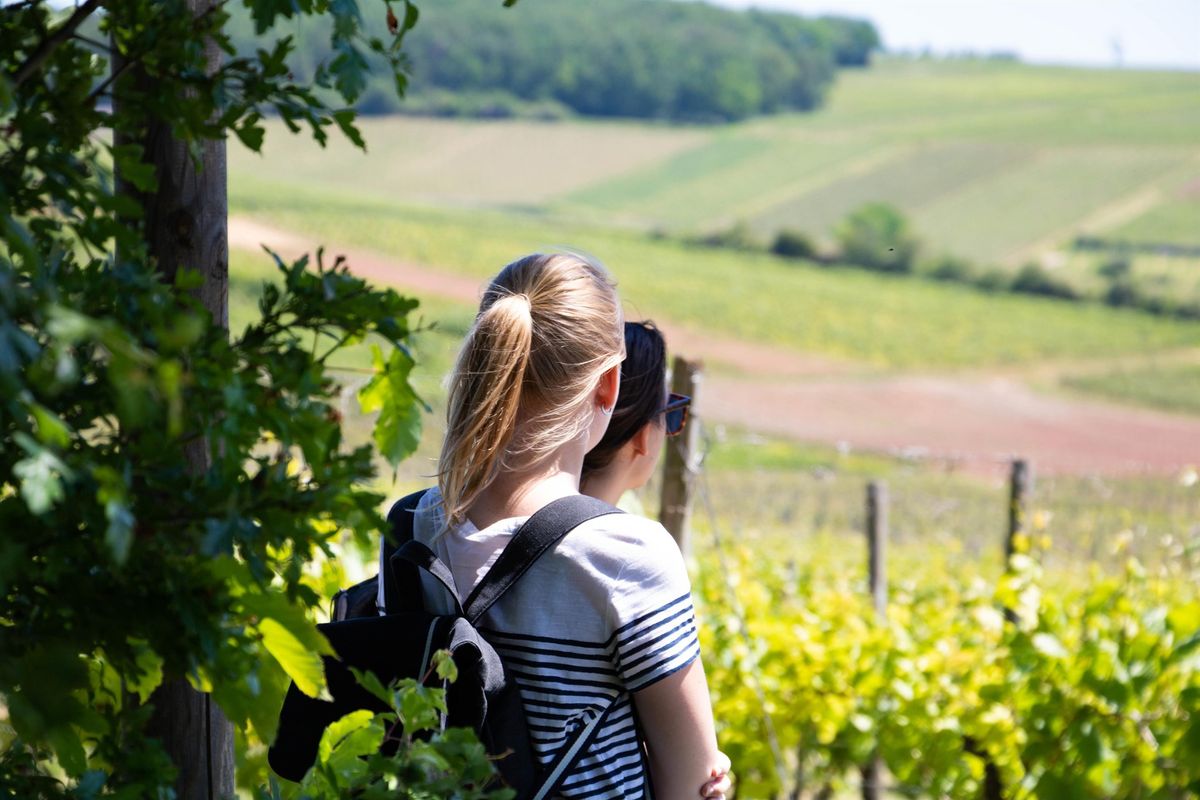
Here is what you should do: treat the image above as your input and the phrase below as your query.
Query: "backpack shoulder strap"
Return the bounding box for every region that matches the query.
[532,699,621,800]
[381,488,431,614]
[463,494,621,624]
[392,539,464,617]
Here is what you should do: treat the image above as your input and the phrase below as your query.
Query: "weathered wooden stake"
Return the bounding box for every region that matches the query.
[866,481,887,618]
[659,356,702,556]
[861,481,888,800]
[1006,458,1033,565]
[989,459,1032,798]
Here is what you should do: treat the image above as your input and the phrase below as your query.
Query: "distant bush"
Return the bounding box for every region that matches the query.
[835,203,919,273]
[698,221,759,251]
[1098,257,1132,280]
[1010,263,1079,300]
[1103,280,1139,309]
[927,255,976,283]
[974,268,1012,293]
[1177,301,1200,320]
[1074,235,1200,259]
[770,229,817,260]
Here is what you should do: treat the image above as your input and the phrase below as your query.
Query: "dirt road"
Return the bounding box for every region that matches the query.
[230,216,1200,477]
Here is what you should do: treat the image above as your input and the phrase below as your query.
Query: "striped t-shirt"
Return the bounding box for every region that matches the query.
[392,488,700,799]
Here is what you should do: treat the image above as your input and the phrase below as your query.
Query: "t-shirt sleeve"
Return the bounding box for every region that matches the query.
[605,521,701,693]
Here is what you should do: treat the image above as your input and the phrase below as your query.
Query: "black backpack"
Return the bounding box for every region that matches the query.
[268,490,623,799]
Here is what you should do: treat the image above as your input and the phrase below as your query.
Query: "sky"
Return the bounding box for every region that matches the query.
[712,0,1200,70]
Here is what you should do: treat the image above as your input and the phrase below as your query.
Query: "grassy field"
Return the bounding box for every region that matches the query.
[229,60,1200,271]
[230,179,1200,370]
[1062,362,1200,416]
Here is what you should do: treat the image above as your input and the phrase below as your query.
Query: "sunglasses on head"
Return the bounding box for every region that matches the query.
[658,392,691,437]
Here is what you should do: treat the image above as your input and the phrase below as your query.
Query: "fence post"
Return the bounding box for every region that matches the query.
[1006,458,1033,564]
[659,356,702,556]
[866,481,887,618]
[861,481,887,800]
[984,459,1032,800]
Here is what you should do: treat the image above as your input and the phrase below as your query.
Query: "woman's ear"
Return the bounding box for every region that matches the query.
[597,364,620,413]
[629,423,651,458]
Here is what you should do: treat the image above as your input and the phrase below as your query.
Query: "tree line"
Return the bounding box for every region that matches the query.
[224,0,880,122]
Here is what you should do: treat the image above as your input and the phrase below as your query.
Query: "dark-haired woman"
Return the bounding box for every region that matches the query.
[580,321,690,506]
[581,322,731,800]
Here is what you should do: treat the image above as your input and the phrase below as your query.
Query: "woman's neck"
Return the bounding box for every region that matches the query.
[579,467,625,507]
[465,442,588,530]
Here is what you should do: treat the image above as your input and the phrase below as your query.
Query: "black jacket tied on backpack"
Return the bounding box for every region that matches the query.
[268,489,623,800]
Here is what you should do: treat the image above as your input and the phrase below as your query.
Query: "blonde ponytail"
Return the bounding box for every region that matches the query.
[438,253,624,528]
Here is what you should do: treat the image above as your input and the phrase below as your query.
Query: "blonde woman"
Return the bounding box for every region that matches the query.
[400,254,729,800]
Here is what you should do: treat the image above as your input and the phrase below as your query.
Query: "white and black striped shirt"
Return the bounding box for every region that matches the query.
[396,489,701,799]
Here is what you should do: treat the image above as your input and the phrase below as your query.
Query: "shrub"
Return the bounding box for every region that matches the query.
[927,255,976,283]
[1010,263,1079,300]
[699,220,759,251]
[770,229,817,260]
[1098,257,1132,280]
[974,268,1013,293]
[1104,280,1142,308]
[835,203,919,273]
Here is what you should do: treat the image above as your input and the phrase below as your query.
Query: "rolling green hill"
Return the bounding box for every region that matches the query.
[230,59,1200,268]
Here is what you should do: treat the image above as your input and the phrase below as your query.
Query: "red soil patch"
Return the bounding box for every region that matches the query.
[231,216,1200,477]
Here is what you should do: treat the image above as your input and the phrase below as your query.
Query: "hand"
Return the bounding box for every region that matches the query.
[699,750,732,800]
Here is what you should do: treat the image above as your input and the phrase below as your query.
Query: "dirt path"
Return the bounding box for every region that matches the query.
[230,216,1200,477]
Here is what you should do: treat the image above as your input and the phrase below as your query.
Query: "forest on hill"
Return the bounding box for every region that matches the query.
[224,0,880,122]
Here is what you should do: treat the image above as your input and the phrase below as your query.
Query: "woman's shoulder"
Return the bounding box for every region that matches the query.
[568,508,676,553]
[554,509,688,590]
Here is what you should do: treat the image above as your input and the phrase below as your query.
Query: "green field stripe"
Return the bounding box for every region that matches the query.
[911,147,1187,263]
[1062,362,1200,416]
[561,133,762,210]
[749,141,1032,239]
[1109,160,1200,247]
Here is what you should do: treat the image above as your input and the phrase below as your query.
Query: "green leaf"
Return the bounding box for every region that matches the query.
[357,345,425,469]
[257,618,328,699]
[30,403,71,448]
[46,725,86,777]
[13,435,69,515]
[331,109,365,150]
[1031,632,1068,660]
[242,590,335,699]
[110,143,157,194]
[398,681,445,733]
[129,641,165,704]
[433,649,458,683]
[316,709,379,784]
[94,466,135,565]
[234,115,267,153]
[349,666,393,707]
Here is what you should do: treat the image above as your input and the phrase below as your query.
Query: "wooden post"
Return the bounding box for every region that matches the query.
[115,2,233,797]
[861,481,887,800]
[989,460,1031,798]
[659,356,702,556]
[866,481,887,618]
[1005,458,1032,565]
